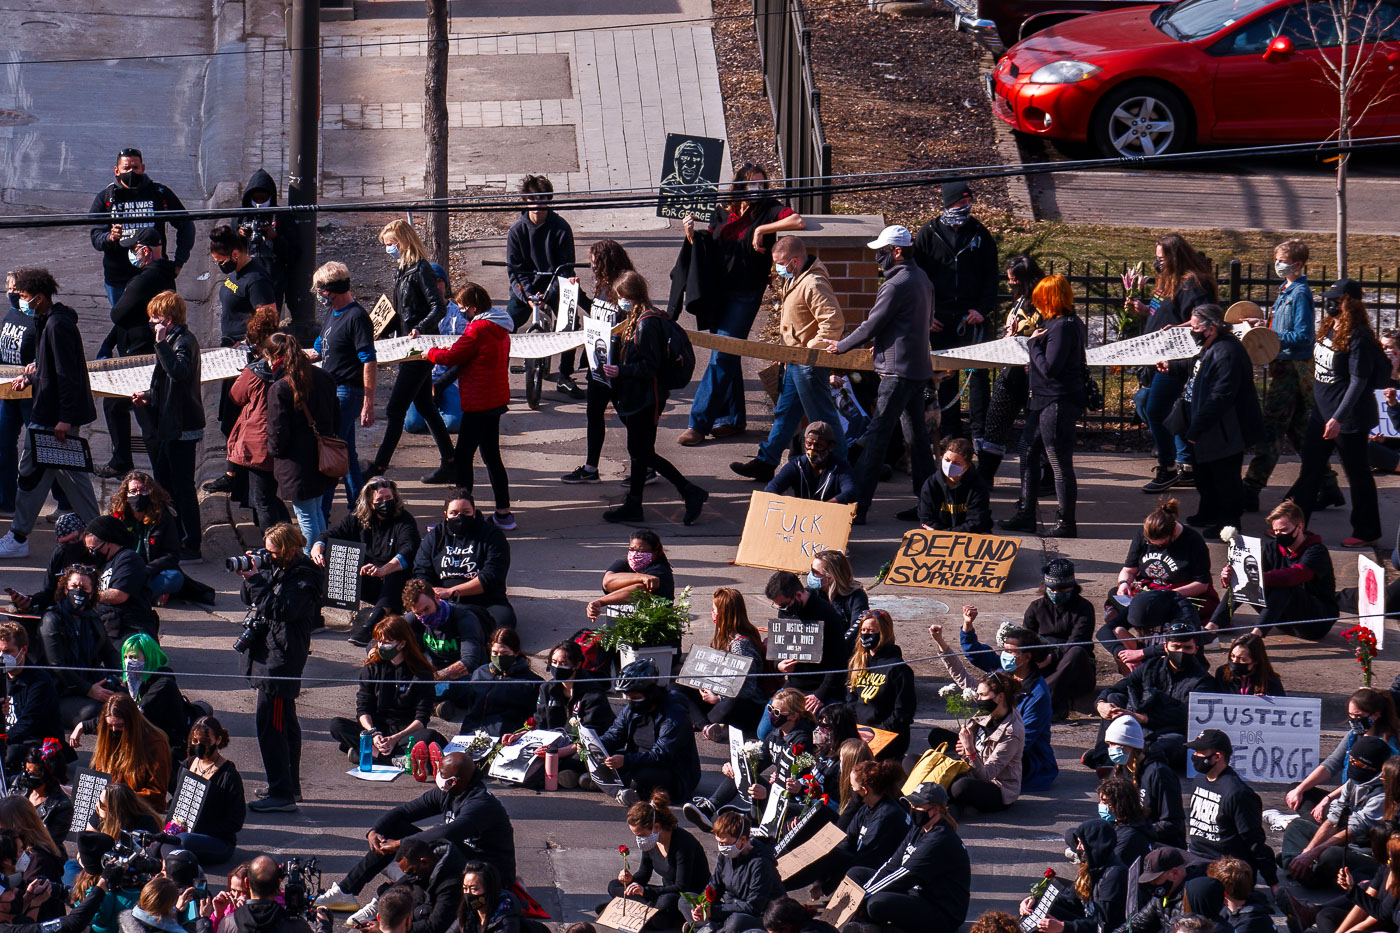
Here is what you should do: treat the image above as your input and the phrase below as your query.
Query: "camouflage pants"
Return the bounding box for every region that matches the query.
[1245,358,1337,492]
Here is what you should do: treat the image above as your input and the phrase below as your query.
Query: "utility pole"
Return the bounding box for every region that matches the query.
[286,0,320,343]
[425,0,450,270]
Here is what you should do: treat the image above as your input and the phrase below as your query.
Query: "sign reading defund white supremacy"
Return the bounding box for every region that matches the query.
[1187,693,1320,783]
[884,530,1021,593]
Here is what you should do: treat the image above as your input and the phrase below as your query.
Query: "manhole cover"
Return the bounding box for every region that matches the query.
[0,109,35,127]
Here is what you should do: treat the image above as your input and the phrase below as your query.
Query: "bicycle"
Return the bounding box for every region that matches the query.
[485,260,577,410]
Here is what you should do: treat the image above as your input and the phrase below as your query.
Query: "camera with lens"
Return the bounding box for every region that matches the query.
[101,831,163,889]
[226,548,273,574]
[279,856,321,918]
[232,610,269,654]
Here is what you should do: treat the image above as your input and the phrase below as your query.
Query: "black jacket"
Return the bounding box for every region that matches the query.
[1186,767,1278,886]
[147,325,204,445]
[766,455,858,503]
[696,199,791,297]
[535,680,615,734]
[912,216,999,323]
[393,840,466,933]
[413,517,511,606]
[1186,332,1263,463]
[178,759,245,844]
[1224,897,1276,933]
[1059,820,1128,933]
[829,588,870,651]
[1124,750,1187,847]
[1022,590,1095,672]
[371,772,516,881]
[599,688,701,801]
[505,211,575,308]
[320,508,421,569]
[393,259,447,335]
[118,508,183,576]
[266,366,340,502]
[1098,654,1214,739]
[108,259,176,355]
[30,540,93,613]
[1028,313,1088,410]
[357,660,437,734]
[846,645,916,735]
[779,591,849,702]
[240,555,323,697]
[88,177,195,288]
[4,666,60,748]
[840,797,910,872]
[1111,864,1217,933]
[458,657,542,735]
[631,826,710,897]
[707,842,785,918]
[234,169,299,297]
[31,302,96,428]
[40,601,118,697]
[82,666,187,756]
[6,782,73,847]
[916,469,992,532]
[612,311,669,417]
[865,820,970,928]
[230,900,319,933]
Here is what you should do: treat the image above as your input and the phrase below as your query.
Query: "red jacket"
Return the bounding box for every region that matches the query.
[226,362,277,470]
[426,314,511,412]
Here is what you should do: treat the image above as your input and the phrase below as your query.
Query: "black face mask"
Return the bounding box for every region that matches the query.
[548,664,574,680]
[1190,329,1208,347]
[119,171,146,188]
[217,258,238,274]
[859,633,879,650]
[1350,763,1381,784]
[876,251,896,272]
[1153,257,1164,273]
[447,515,473,536]
[1165,649,1190,669]
[975,698,998,713]
[1191,753,1215,773]
[189,741,214,760]
[13,771,40,791]
[1324,299,1341,317]
[6,292,17,311]
[468,896,488,911]
[910,808,931,826]
[128,493,150,513]
[68,590,91,611]
[1275,530,1296,549]
[1350,715,1374,734]
[628,698,651,714]
[1229,661,1252,679]
[372,501,395,518]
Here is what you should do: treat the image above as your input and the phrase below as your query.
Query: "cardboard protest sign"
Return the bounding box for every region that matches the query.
[769,618,825,663]
[70,769,111,834]
[778,821,846,880]
[734,492,857,574]
[656,133,723,220]
[324,539,366,610]
[1226,534,1265,607]
[821,876,866,928]
[597,897,659,933]
[857,725,899,756]
[676,646,753,698]
[1020,877,1072,933]
[1374,390,1399,438]
[884,530,1020,593]
[1187,693,1320,783]
[369,294,398,338]
[556,277,579,333]
[1360,554,1386,651]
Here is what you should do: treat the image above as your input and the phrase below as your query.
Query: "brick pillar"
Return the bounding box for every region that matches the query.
[776,214,888,333]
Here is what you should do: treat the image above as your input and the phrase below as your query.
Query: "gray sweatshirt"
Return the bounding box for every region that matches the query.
[835,260,933,379]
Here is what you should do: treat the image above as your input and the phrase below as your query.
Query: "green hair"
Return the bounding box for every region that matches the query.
[121,633,168,683]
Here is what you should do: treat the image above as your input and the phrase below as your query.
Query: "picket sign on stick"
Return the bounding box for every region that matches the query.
[884,530,1021,593]
[1359,554,1386,651]
[733,492,856,574]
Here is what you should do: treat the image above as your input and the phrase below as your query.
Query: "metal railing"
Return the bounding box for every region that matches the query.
[753,0,832,215]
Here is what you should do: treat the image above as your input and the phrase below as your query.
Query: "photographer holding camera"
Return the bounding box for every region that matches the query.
[233,523,324,814]
[218,856,330,933]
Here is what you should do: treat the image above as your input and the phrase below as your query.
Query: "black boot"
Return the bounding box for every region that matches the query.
[1000,510,1038,533]
[978,450,1004,487]
[603,497,645,524]
[682,486,709,525]
[1048,509,1077,538]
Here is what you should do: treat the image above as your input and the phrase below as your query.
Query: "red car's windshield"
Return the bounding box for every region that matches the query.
[1155,0,1277,39]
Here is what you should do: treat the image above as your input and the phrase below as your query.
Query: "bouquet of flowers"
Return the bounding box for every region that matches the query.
[463,729,497,763]
[1119,261,1152,338]
[680,886,717,921]
[567,716,589,769]
[1342,625,1379,687]
[940,683,978,727]
[738,740,763,786]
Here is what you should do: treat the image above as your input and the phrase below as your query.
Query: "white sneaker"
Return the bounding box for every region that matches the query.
[346,899,378,927]
[314,883,359,911]
[0,532,29,559]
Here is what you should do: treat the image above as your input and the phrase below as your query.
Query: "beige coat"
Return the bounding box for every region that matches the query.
[777,258,845,349]
[956,707,1025,805]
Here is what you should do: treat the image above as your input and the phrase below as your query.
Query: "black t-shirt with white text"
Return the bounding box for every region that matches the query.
[1124,526,1211,588]
[218,258,277,344]
[0,308,36,367]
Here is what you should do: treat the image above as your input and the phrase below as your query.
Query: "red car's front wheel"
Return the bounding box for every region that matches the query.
[1091,82,1191,159]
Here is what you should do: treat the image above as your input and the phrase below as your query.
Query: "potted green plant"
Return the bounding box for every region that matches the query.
[596,586,692,678]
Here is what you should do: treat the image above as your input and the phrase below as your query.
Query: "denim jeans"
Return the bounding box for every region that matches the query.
[853,374,936,516]
[756,364,848,466]
[322,384,364,520]
[291,497,326,554]
[149,569,185,597]
[688,290,765,433]
[176,832,236,867]
[1134,373,1191,468]
[104,283,125,308]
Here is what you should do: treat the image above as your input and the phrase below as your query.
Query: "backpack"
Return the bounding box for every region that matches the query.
[642,310,695,391]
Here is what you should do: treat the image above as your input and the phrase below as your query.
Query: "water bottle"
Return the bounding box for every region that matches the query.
[359,731,374,772]
[544,749,559,791]
[402,735,415,773]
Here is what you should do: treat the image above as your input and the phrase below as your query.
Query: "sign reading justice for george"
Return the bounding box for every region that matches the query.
[884,530,1021,593]
[1186,692,1320,783]
[733,492,856,574]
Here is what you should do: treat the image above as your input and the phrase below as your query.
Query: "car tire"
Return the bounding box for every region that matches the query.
[1091,82,1191,159]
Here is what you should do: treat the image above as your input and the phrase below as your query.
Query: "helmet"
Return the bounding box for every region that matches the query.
[614,658,660,693]
[1104,715,1145,750]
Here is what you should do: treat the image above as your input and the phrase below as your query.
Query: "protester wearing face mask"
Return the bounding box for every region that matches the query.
[605,792,709,930]
[588,530,675,621]
[1283,736,1393,889]
[763,570,850,729]
[413,492,516,630]
[1213,501,1337,643]
[7,740,72,848]
[806,550,868,648]
[402,579,487,711]
[536,641,615,787]
[111,470,212,605]
[233,170,299,307]
[690,812,784,933]
[762,421,857,504]
[684,588,769,740]
[1088,620,1213,769]
[597,660,701,807]
[0,624,60,773]
[1182,730,1278,891]
[39,566,120,729]
[305,261,377,518]
[222,307,290,529]
[931,609,1057,792]
[1018,559,1096,715]
[83,516,159,643]
[1287,688,1400,818]
[455,628,541,737]
[844,610,914,760]
[316,753,516,911]
[1109,846,1217,933]
[208,224,277,349]
[730,235,848,483]
[784,758,909,897]
[1211,634,1285,697]
[1114,499,1218,632]
[87,693,171,811]
[844,782,970,933]
[448,861,542,933]
[89,147,193,304]
[315,477,421,647]
[0,271,53,517]
[1101,715,1186,847]
[1092,775,1153,866]
[914,437,991,532]
[1032,819,1128,933]
[811,707,865,810]
[329,615,443,771]
[72,633,187,762]
[912,181,1000,443]
[931,671,1026,814]
[824,225,935,525]
[263,332,340,546]
[169,716,245,867]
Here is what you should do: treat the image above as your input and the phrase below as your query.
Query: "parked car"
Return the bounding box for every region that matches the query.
[945,0,1159,56]
[989,0,1400,157]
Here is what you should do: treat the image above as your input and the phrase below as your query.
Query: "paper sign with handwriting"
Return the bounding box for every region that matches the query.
[675,646,753,698]
[884,530,1021,592]
[1085,325,1199,366]
[734,492,856,573]
[1187,693,1320,783]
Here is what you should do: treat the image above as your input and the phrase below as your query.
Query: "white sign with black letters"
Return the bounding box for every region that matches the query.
[1187,693,1320,783]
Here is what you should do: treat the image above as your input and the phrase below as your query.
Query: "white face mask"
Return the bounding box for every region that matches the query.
[717,842,744,859]
[0,650,19,673]
[253,199,271,209]
[942,459,965,479]
[435,772,452,793]
[1275,260,1295,278]
[635,831,660,852]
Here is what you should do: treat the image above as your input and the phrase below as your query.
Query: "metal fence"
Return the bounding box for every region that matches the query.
[753,0,832,215]
[998,260,1400,429]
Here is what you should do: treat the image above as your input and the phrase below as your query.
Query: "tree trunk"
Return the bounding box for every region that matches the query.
[1336,16,1351,276]
[425,0,450,269]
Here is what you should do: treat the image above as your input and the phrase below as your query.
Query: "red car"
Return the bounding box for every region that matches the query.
[990,0,1400,157]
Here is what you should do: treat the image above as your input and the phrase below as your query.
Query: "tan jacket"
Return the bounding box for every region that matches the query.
[957,707,1025,804]
[777,258,845,349]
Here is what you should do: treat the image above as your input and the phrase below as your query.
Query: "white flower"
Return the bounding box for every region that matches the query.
[961,688,978,701]
[995,620,1017,647]
[1219,525,1238,544]
[938,683,959,697]
[740,741,764,756]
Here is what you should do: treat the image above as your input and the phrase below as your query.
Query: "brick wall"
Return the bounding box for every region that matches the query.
[777,214,886,330]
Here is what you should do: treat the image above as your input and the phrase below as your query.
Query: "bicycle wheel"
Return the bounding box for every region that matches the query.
[524,324,545,410]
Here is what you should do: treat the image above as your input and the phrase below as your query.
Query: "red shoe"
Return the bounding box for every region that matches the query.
[428,742,443,777]
[1341,537,1378,549]
[410,741,430,782]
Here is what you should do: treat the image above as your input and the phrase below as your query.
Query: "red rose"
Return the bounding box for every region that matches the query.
[1044,868,1055,878]
[619,845,629,855]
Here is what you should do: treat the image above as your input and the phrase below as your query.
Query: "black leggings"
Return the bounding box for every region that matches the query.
[376,360,456,467]
[604,882,683,930]
[455,408,510,511]
[1196,452,1246,529]
[847,867,959,933]
[1020,401,1079,519]
[621,405,692,503]
[247,467,291,528]
[1210,582,1335,641]
[982,366,1028,455]
[924,727,1011,813]
[1290,409,1382,541]
[586,377,614,467]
